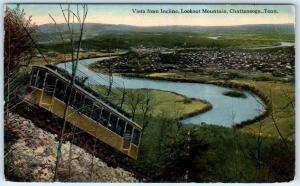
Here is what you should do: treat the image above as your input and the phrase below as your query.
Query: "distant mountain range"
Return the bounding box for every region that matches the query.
[37,23,294,34]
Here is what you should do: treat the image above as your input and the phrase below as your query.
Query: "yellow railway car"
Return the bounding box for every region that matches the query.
[27,65,142,159]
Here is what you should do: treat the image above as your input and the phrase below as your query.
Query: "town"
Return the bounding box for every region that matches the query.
[91,47,295,80]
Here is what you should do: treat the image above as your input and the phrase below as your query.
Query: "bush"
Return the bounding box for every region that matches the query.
[222,91,247,98]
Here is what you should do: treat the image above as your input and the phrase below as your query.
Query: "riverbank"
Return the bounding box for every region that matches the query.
[212,80,270,128]
[177,102,212,121]
[167,91,213,121]
[72,56,291,138]
[91,85,211,122]
[148,90,212,121]
[31,50,128,66]
[234,80,294,140]
[122,72,295,140]
[108,73,270,128]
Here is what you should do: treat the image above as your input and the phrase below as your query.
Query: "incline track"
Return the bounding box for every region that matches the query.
[13,100,151,181]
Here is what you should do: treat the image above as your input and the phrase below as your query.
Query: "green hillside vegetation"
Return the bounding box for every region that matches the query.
[236,81,295,140]
[37,23,295,34]
[37,31,294,53]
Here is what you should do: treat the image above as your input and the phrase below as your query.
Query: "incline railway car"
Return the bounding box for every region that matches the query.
[26,65,142,159]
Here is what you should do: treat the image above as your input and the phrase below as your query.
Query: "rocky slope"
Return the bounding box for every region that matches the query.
[4,112,138,182]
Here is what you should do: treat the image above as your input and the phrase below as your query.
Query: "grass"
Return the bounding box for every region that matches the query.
[132,90,208,118]
[232,80,295,141]
[91,86,209,120]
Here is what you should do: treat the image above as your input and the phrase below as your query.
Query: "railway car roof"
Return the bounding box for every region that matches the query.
[32,64,142,130]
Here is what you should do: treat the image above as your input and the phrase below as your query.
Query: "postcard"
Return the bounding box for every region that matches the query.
[4,3,295,182]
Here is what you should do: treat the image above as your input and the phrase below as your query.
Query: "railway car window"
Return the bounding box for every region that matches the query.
[54,80,66,101]
[116,119,126,136]
[91,106,101,122]
[64,86,71,103]
[45,74,56,94]
[132,129,141,145]
[31,69,38,86]
[69,88,76,107]
[45,74,56,86]
[108,114,118,131]
[82,98,93,116]
[64,86,76,106]
[101,109,110,119]
[74,93,84,110]
[124,124,133,140]
[36,70,46,89]
[100,109,110,126]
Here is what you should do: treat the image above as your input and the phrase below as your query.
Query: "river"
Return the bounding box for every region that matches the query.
[207,36,222,40]
[249,41,294,49]
[57,57,266,127]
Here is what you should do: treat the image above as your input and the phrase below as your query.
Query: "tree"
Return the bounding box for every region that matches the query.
[50,4,88,181]
[140,89,155,128]
[4,7,36,73]
[106,59,113,97]
[4,7,36,116]
[126,89,145,121]
[119,83,127,109]
[157,127,210,182]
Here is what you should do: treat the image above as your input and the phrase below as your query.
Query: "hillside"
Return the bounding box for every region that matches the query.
[37,23,295,34]
[4,112,138,182]
[34,23,295,51]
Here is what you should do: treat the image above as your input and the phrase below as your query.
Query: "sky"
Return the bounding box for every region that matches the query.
[6,4,295,26]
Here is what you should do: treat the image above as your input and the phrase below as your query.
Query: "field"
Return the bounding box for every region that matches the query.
[91,86,209,120]
[236,81,295,140]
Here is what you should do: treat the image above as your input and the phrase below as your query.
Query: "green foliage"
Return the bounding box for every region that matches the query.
[155,127,210,182]
[4,7,36,113]
[137,117,294,182]
[5,7,36,73]
[222,90,247,98]
[260,142,295,182]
